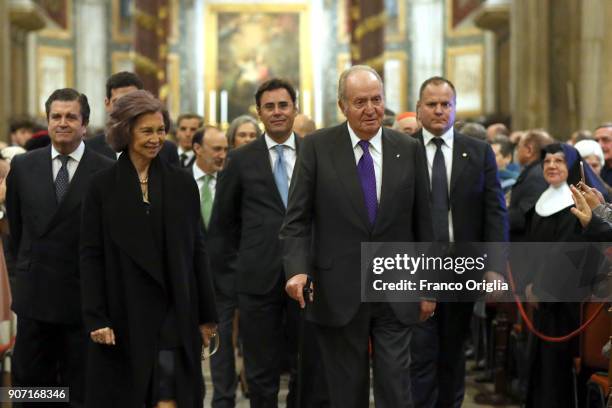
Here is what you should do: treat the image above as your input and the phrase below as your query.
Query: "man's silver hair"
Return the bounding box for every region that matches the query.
[337,65,384,103]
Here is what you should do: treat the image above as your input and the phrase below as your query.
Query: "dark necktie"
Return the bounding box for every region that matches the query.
[180,153,188,168]
[357,140,377,226]
[431,137,449,241]
[55,155,70,202]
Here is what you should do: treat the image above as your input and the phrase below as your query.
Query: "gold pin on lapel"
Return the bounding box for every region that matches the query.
[396,154,401,158]
[462,152,468,158]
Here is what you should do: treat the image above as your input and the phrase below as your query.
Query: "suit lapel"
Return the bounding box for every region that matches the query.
[31,147,58,236]
[108,154,165,288]
[46,148,96,232]
[330,124,371,231]
[450,133,469,195]
[374,130,405,232]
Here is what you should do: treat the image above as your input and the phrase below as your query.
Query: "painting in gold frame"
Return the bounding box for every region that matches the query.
[445,0,482,38]
[204,4,312,124]
[445,45,484,116]
[37,0,73,39]
[337,0,406,43]
[336,52,408,122]
[37,46,74,116]
[112,0,179,44]
[111,51,133,74]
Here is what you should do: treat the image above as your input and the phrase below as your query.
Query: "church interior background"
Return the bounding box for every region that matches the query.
[1,0,612,141]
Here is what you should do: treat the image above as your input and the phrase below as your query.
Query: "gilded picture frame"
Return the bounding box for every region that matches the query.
[37,46,74,116]
[38,0,73,39]
[445,44,484,117]
[204,3,312,124]
[445,0,482,38]
[337,0,406,44]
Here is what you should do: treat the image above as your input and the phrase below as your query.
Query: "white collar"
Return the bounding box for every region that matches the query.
[422,127,454,149]
[347,122,383,153]
[192,162,215,180]
[51,141,85,162]
[178,146,194,156]
[535,182,574,217]
[265,133,296,150]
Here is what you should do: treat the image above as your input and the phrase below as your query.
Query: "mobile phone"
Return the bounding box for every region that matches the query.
[580,161,585,185]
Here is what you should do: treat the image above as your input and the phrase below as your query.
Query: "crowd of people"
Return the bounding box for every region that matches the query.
[0,66,610,408]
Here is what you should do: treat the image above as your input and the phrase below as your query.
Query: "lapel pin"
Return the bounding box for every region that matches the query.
[396,154,400,158]
[462,152,468,158]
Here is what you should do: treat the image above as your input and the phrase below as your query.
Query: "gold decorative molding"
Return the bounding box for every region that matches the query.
[37,46,74,116]
[445,0,482,38]
[337,0,406,44]
[445,44,484,117]
[38,0,73,39]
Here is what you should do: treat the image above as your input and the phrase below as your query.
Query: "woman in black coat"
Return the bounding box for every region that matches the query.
[80,90,218,407]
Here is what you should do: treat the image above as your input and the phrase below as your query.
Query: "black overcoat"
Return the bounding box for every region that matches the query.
[80,153,217,407]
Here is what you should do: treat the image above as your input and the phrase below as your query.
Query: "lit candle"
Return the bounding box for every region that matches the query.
[302,90,311,118]
[208,90,217,125]
[220,90,228,126]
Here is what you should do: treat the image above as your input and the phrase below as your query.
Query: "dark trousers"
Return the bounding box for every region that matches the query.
[210,292,239,408]
[410,302,473,408]
[11,316,87,408]
[238,287,298,408]
[315,302,413,408]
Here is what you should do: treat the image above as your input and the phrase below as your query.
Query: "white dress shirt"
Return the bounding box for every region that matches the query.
[265,133,297,187]
[422,127,455,241]
[178,146,194,165]
[192,162,217,201]
[51,141,85,182]
[347,123,383,202]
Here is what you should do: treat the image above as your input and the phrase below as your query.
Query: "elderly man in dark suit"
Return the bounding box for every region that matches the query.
[281,65,435,408]
[509,129,553,241]
[188,126,235,407]
[212,78,325,408]
[86,71,179,165]
[6,88,113,407]
[410,77,508,408]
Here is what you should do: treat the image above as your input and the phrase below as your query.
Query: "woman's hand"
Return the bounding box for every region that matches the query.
[199,323,218,347]
[570,184,593,228]
[90,327,116,345]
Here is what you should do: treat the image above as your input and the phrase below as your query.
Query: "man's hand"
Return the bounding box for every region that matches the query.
[570,184,593,227]
[90,327,116,345]
[199,323,218,347]
[285,274,313,309]
[419,300,436,322]
[525,283,539,309]
[483,270,506,301]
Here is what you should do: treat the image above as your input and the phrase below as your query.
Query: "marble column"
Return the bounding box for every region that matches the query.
[410,0,444,107]
[75,0,107,128]
[510,0,550,132]
[0,1,9,139]
[580,0,612,129]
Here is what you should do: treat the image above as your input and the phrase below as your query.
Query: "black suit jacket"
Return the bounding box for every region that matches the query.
[80,154,217,407]
[85,132,180,166]
[6,145,113,324]
[508,160,547,241]
[210,134,301,296]
[280,124,434,327]
[415,130,508,243]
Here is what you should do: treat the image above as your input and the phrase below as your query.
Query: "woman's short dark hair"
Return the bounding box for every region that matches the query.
[226,115,261,148]
[106,90,170,152]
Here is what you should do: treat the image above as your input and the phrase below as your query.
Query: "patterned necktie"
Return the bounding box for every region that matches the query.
[180,153,188,168]
[55,155,70,203]
[357,140,377,226]
[200,174,213,227]
[273,144,289,207]
[431,137,450,241]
